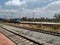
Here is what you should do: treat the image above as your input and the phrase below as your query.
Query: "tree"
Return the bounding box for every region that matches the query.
[54,14,60,22]
[20,17,27,21]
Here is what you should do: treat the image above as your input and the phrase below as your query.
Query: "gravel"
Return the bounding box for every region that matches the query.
[2,25,60,45]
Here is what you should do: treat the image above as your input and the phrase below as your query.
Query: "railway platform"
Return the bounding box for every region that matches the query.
[0,33,16,45]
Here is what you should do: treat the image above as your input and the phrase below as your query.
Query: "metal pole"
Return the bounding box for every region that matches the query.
[32,11,34,22]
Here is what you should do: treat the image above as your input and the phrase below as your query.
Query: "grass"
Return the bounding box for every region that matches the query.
[4,23,60,33]
[19,24,60,33]
[42,26,60,33]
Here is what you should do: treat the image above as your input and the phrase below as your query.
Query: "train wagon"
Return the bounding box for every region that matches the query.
[10,18,20,23]
[1,18,20,23]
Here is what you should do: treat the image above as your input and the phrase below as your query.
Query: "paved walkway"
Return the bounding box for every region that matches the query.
[0,33,16,45]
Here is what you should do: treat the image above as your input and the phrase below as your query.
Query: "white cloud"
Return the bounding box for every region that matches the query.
[21,0,60,18]
[0,10,17,13]
[45,1,60,11]
[5,0,27,7]
[33,1,60,18]
[4,0,60,18]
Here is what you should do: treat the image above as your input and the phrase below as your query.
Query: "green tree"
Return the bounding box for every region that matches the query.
[20,17,27,21]
[54,14,60,22]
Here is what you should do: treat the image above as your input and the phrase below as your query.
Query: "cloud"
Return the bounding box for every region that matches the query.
[5,0,58,9]
[36,1,60,18]
[24,0,56,9]
[0,9,18,19]
[0,9,17,13]
[4,0,60,18]
[45,1,60,11]
[21,0,60,18]
[5,0,27,7]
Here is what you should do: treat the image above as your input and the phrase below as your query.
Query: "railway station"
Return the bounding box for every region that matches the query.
[0,0,60,45]
[0,9,60,45]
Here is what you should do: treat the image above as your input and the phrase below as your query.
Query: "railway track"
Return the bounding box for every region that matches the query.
[0,27,40,45]
[0,29,42,45]
[4,23,60,37]
[0,24,53,45]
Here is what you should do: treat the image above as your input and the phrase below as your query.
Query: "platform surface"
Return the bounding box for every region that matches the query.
[0,33,16,45]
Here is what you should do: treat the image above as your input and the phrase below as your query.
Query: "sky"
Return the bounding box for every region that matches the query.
[0,0,60,19]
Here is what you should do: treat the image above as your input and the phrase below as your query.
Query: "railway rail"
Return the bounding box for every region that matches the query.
[0,24,53,45]
[4,23,60,37]
[0,27,40,45]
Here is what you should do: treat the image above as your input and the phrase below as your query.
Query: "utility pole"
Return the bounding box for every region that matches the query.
[32,10,35,22]
[32,11,34,22]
